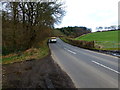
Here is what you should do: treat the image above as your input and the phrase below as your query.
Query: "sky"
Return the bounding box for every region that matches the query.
[55,0,119,32]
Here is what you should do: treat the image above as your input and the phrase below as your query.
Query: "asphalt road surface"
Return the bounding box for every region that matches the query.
[49,38,119,88]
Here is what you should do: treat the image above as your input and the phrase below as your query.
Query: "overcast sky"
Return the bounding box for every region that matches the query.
[55,0,119,32]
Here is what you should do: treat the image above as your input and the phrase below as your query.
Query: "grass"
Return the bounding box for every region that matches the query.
[75,30,120,50]
[60,37,70,43]
[75,30,119,42]
[2,29,65,65]
[2,39,49,64]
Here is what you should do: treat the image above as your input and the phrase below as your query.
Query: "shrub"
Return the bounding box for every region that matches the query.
[65,38,94,49]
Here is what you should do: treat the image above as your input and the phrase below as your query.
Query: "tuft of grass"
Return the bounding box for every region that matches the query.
[2,39,49,64]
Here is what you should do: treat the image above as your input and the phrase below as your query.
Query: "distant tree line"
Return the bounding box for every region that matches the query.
[96,25,120,32]
[56,26,91,37]
[2,1,65,55]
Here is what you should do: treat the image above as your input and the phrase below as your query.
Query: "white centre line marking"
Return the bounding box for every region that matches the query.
[64,48,76,54]
[92,60,120,74]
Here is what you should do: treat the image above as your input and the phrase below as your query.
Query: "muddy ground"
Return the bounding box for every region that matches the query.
[2,55,76,89]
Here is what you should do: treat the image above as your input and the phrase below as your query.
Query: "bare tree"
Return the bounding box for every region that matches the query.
[2,0,65,54]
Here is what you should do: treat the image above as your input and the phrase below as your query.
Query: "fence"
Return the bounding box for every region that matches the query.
[94,41,120,50]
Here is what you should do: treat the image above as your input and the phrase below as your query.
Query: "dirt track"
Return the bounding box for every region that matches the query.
[2,55,76,88]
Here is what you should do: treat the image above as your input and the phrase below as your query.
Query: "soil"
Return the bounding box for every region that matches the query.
[2,55,76,89]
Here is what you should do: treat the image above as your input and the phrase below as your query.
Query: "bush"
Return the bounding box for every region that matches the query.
[65,38,94,49]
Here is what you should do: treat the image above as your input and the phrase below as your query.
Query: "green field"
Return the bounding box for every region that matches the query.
[75,30,120,50]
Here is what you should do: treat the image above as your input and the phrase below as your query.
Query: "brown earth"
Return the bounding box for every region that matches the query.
[2,55,76,89]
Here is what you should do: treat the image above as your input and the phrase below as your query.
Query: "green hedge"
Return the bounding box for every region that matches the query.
[63,37,94,49]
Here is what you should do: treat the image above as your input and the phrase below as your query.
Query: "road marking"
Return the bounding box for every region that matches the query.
[73,49,118,66]
[63,43,118,59]
[67,49,76,54]
[64,48,76,54]
[92,60,120,74]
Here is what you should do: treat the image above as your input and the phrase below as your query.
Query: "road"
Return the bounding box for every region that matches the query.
[49,38,119,88]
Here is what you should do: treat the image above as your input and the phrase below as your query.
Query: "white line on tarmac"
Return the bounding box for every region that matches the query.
[92,60,120,74]
[64,48,76,54]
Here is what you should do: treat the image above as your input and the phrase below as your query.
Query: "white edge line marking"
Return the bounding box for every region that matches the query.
[92,60,120,74]
[64,48,76,54]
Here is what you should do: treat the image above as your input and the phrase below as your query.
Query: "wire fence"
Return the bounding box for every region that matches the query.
[94,41,120,50]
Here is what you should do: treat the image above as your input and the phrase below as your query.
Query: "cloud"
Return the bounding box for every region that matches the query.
[55,0,119,32]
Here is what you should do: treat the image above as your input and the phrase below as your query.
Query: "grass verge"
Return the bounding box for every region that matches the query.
[2,39,49,64]
[60,37,70,43]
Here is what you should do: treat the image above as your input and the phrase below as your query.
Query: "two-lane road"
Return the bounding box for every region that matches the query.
[49,38,119,88]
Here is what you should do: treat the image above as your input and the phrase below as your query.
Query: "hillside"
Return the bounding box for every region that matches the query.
[57,26,91,37]
[51,29,66,37]
[75,30,120,50]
